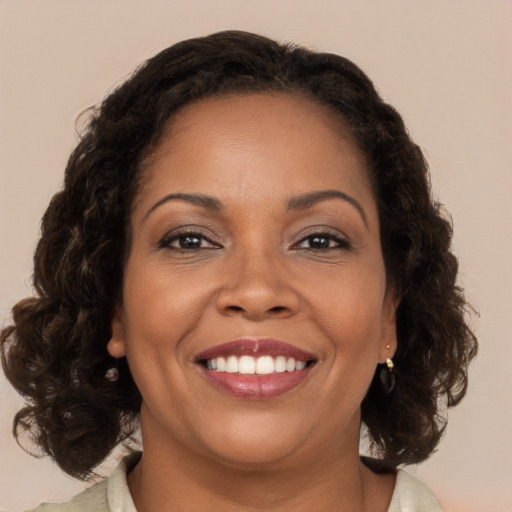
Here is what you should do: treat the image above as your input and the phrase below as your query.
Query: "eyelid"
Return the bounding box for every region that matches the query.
[290,227,352,251]
[158,227,223,250]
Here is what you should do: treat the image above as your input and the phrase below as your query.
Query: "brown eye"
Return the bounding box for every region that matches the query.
[159,232,221,250]
[294,233,351,251]
[303,235,331,249]
[176,234,203,249]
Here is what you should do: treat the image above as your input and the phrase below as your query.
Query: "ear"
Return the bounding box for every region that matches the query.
[107,304,127,358]
[378,284,400,364]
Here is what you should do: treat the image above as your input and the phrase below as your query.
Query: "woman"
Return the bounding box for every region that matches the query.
[1,31,477,511]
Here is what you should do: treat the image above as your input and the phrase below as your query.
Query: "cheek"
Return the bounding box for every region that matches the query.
[304,263,387,373]
[308,263,385,330]
[119,261,218,388]
[119,267,206,406]
[123,261,210,331]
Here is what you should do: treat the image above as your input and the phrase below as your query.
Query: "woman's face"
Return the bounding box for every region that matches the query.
[109,93,397,469]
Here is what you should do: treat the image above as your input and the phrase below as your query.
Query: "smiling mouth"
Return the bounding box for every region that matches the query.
[195,338,316,399]
[201,355,312,374]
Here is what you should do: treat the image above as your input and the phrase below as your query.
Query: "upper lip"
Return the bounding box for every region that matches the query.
[195,337,315,362]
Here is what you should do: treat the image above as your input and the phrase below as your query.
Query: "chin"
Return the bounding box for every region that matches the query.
[198,413,313,470]
[210,439,304,471]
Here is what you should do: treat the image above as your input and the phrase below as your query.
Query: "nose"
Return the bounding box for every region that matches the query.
[216,248,301,321]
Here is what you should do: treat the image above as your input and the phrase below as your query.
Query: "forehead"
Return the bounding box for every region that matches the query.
[136,93,375,217]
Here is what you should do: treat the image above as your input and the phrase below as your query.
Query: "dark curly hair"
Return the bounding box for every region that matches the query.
[1,30,477,479]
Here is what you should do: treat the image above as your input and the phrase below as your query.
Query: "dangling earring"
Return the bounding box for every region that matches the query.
[379,357,395,394]
[105,360,119,382]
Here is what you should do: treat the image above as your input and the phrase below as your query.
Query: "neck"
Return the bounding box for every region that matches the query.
[128,414,394,512]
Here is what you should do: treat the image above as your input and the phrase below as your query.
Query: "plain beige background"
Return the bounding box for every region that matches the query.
[0,1,511,511]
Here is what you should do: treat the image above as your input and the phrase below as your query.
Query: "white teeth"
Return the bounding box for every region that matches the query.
[216,357,226,372]
[238,355,256,374]
[274,355,287,373]
[226,355,238,373]
[205,355,310,374]
[256,355,274,375]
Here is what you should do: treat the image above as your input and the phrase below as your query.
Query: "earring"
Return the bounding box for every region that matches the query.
[379,357,395,394]
[105,363,119,382]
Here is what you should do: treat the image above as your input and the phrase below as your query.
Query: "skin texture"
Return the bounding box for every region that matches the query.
[108,93,398,511]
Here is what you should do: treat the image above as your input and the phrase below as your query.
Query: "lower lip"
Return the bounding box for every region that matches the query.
[200,366,313,399]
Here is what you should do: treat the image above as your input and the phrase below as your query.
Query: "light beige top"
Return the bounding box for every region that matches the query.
[21,453,443,512]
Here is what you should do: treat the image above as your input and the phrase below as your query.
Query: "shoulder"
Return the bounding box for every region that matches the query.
[24,479,109,512]
[24,452,140,512]
[388,469,444,512]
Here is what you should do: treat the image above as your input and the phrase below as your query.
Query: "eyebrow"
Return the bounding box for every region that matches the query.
[142,189,368,227]
[142,193,222,222]
[287,189,368,227]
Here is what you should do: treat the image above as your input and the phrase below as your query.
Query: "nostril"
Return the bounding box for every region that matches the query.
[226,305,244,312]
[269,306,287,314]
[222,304,289,317]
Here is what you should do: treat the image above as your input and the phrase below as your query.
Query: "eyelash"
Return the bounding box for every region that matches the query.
[158,230,221,251]
[158,229,351,253]
[292,232,351,252]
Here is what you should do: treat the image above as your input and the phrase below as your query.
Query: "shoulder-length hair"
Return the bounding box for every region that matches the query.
[1,30,477,479]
